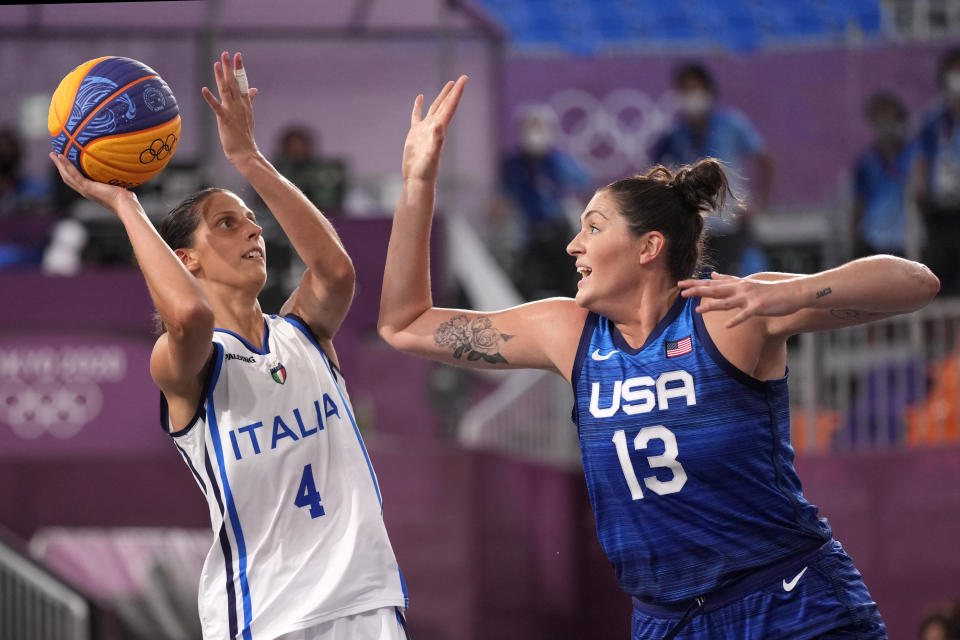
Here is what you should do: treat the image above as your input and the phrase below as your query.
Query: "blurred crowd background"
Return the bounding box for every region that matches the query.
[1,1,959,639]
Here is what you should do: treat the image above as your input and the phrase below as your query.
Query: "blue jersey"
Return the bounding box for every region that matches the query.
[571,295,831,604]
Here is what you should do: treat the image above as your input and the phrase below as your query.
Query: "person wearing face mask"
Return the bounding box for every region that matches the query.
[651,62,774,277]
[916,47,960,295]
[0,127,51,219]
[380,76,935,639]
[501,106,592,299]
[850,92,918,259]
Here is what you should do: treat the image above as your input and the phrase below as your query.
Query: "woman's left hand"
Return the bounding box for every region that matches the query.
[201,51,261,165]
[678,272,802,328]
[402,75,467,182]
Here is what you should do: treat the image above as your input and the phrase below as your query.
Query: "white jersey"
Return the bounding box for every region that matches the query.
[163,314,407,640]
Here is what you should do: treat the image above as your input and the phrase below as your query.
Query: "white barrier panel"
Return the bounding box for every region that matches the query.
[0,534,89,640]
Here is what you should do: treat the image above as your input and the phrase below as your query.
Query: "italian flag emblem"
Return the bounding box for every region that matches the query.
[270,361,287,384]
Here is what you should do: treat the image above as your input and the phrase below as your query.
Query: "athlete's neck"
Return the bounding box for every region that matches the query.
[611,284,682,350]
[203,281,265,348]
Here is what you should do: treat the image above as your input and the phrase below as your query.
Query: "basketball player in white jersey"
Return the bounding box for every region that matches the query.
[50,52,410,640]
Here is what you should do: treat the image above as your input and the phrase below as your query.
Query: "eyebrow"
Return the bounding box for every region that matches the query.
[581,209,608,221]
[210,209,256,219]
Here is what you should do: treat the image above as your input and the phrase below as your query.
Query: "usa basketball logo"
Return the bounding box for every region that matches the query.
[270,361,287,385]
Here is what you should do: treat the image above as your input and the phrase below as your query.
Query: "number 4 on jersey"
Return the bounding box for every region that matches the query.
[295,464,325,518]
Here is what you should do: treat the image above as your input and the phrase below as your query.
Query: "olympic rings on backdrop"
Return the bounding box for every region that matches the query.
[139,133,178,164]
[517,88,679,178]
[0,382,104,439]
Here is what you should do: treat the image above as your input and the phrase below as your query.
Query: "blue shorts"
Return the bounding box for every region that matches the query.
[630,540,887,640]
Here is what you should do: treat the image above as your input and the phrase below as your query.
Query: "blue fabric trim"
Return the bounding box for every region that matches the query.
[214,317,270,355]
[570,311,599,427]
[610,293,686,355]
[172,441,207,495]
[398,568,409,609]
[202,443,238,640]
[283,315,383,507]
[281,313,345,378]
[690,298,787,393]
[395,606,410,638]
[161,347,218,438]
[571,311,599,391]
[205,343,254,639]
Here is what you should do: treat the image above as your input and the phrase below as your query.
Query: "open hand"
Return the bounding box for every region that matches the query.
[678,271,802,328]
[201,51,260,165]
[402,75,467,182]
[49,152,138,214]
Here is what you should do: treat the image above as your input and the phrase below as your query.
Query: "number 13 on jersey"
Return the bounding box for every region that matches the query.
[612,426,687,500]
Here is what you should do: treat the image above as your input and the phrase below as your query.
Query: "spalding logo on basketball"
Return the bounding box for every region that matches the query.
[48,56,181,188]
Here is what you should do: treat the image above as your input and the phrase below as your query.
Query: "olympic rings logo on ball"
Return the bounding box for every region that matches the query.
[139,133,178,164]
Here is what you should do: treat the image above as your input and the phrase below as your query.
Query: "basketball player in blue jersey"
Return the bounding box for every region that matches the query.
[50,52,413,640]
[379,77,940,639]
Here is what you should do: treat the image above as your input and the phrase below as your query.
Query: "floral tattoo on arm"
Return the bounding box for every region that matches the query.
[433,315,515,364]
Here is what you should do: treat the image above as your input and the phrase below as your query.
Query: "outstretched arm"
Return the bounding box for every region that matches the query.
[202,52,354,354]
[677,255,940,337]
[49,154,213,416]
[377,78,585,378]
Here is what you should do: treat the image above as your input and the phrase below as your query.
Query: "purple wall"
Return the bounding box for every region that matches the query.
[503,42,956,206]
[0,0,500,222]
[0,219,447,462]
[3,435,958,639]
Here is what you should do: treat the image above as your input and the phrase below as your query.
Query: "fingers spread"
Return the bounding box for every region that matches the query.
[436,75,467,124]
[213,51,241,101]
[201,86,223,114]
[411,94,424,126]
[427,80,455,117]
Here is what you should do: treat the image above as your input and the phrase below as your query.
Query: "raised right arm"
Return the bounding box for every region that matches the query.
[50,154,213,417]
[377,78,585,379]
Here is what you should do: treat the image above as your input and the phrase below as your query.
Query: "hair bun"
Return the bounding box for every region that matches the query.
[670,157,730,214]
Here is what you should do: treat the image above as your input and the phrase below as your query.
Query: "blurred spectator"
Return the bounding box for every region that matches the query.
[0,126,54,269]
[916,47,960,294]
[851,91,918,258]
[0,126,50,217]
[273,124,348,214]
[250,125,350,313]
[501,106,592,299]
[651,62,774,276]
[918,605,960,640]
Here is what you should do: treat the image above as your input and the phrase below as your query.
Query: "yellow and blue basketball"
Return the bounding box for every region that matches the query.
[48,56,180,188]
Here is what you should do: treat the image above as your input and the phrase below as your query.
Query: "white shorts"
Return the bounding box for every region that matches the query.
[276,607,409,640]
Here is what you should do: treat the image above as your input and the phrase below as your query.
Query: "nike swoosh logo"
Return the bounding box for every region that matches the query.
[592,349,619,361]
[782,566,808,592]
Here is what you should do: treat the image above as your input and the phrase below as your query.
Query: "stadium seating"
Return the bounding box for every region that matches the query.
[477,0,887,53]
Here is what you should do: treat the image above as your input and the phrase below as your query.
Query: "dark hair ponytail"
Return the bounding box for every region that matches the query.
[152,187,226,334]
[602,157,734,281]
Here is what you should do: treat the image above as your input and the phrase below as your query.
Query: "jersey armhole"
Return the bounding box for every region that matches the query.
[691,302,780,393]
[280,313,346,380]
[570,312,599,424]
[161,343,222,438]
